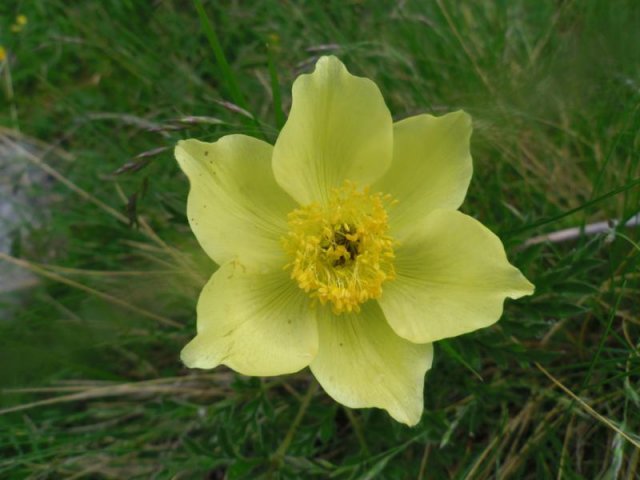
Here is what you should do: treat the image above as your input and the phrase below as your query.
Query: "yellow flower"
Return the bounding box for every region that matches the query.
[175,56,534,425]
[0,46,6,62]
[10,15,28,33]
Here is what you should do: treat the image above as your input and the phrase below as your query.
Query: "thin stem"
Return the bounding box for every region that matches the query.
[193,0,247,110]
[1,50,19,130]
[193,0,266,138]
[418,443,431,480]
[344,407,370,455]
[536,363,640,450]
[266,40,285,130]
[270,379,319,471]
[510,177,640,235]
[0,252,180,327]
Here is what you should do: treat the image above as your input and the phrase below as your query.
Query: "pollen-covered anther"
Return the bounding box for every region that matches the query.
[283,181,396,314]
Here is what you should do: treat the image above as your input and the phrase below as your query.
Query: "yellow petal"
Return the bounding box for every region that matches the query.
[310,302,433,426]
[181,261,318,376]
[379,210,534,344]
[273,56,393,205]
[374,111,472,240]
[175,135,296,268]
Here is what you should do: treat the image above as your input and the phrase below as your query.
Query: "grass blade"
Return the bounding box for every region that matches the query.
[267,39,286,129]
[193,0,248,111]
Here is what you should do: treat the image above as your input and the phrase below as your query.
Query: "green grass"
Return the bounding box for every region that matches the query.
[1,0,639,478]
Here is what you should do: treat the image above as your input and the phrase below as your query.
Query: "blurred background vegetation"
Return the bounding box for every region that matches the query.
[0,0,639,478]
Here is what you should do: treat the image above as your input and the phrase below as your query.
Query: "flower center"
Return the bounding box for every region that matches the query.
[283,181,396,314]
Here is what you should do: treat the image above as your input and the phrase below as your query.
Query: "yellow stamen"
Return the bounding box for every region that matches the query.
[283,181,395,314]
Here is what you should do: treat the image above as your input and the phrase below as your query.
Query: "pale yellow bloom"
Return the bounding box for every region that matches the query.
[175,56,534,425]
[10,15,28,33]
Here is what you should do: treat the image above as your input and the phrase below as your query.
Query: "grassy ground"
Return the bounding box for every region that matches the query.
[1,0,639,478]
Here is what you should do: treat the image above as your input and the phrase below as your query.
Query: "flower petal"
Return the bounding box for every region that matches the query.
[310,302,433,426]
[374,111,473,241]
[379,209,534,344]
[181,261,318,376]
[273,56,393,205]
[175,135,297,267]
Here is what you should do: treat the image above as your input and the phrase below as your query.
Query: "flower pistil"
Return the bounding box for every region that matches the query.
[283,181,396,314]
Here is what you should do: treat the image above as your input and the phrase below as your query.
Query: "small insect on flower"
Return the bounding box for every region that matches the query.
[175,56,534,425]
